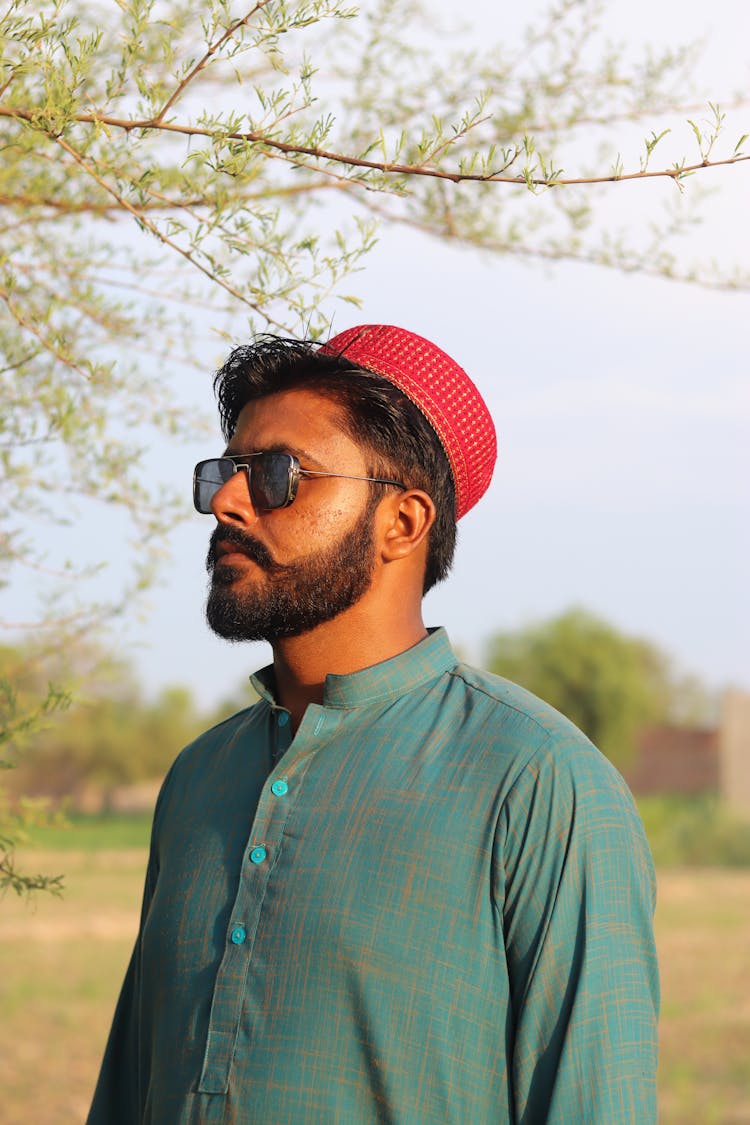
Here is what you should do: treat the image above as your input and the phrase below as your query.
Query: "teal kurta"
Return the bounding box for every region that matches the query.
[88,629,658,1124]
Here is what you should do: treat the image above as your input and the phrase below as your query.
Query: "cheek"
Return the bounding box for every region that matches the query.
[299,505,352,542]
[265,500,356,555]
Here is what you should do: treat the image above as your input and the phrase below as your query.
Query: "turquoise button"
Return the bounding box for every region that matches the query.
[230,925,246,945]
[250,846,267,864]
[277,711,289,727]
[271,779,288,797]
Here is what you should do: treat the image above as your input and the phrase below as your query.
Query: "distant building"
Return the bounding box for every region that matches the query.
[623,691,750,820]
[624,725,719,796]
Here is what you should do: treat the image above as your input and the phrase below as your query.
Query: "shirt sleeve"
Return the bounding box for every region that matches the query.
[86,773,169,1125]
[495,733,659,1124]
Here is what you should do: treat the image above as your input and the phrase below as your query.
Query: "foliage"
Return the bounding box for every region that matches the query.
[0,0,745,550]
[1,0,747,893]
[0,793,66,896]
[1,640,195,798]
[0,666,70,895]
[26,682,203,793]
[0,636,257,812]
[2,0,747,624]
[484,607,683,768]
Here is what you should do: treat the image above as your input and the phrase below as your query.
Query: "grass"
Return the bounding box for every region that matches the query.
[0,849,145,1125]
[656,870,750,1124]
[26,811,153,851]
[1,841,749,1124]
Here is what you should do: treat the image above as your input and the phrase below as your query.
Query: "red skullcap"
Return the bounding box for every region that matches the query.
[321,325,497,519]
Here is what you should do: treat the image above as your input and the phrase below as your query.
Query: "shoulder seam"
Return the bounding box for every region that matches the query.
[447,664,555,740]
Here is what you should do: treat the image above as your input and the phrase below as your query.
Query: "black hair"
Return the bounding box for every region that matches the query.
[213,335,457,593]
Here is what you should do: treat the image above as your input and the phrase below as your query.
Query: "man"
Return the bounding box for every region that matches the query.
[88,324,659,1124]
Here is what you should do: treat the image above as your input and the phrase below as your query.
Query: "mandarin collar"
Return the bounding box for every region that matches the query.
[250,628,458,711]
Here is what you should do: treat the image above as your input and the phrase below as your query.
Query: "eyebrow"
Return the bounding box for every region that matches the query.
[223,442,326,470]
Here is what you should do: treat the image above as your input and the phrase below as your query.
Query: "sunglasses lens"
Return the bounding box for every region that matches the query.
[250,453,293,510]
[193,454,294,513]
[193,458,235,513]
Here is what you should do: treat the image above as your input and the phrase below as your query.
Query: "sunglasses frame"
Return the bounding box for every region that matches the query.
[194,452,405,514]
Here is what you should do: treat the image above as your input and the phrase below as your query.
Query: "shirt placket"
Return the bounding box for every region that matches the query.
[197,702,340,1095]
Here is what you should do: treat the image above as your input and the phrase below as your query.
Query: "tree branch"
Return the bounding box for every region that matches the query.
[0,177,340,216]
[0,192,198,214]
[2,105,748,188]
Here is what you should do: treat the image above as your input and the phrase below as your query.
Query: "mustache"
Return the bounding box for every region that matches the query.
[206,525,286,574]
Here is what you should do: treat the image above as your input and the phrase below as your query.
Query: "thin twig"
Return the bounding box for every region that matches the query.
[523,93,750,137]
[152,1,272,124]
[53,134,288,330]
[0,283,95,381]
[359,196,750,292]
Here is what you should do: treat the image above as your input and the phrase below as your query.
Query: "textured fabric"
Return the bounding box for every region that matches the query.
[88,629,658,1125]
[320,325,497,519]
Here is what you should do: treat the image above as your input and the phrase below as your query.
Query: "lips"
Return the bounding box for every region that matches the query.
[215,541,252,564]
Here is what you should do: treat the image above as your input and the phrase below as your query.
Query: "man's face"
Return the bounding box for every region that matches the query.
[205,388,381,643]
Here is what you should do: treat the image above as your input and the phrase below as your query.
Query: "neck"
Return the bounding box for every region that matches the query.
[270,600,428,732]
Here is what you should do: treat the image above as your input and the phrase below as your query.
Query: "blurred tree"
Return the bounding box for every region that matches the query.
[2,637,259,807]
[484,607,683,769]
[0,638,203,888]
[27,685,202,796]
[3,644,203,797]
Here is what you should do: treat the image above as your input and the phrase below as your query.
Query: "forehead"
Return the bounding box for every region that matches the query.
[227,386,364,468]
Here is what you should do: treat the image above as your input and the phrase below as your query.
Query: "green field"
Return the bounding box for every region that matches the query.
[2,831,750,1123]
[24,811,154,852]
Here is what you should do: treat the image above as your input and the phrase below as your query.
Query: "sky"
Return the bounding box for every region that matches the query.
[6,0,750,708]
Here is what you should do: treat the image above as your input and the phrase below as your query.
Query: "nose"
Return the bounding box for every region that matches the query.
[210,466,259,527]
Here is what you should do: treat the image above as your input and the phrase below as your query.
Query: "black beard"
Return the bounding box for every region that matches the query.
[205,500,378,642]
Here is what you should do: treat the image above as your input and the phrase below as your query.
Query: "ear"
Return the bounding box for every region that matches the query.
[379,489,436,563]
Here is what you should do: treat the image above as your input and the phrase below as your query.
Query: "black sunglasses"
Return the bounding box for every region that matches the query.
[193,452,405,514]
